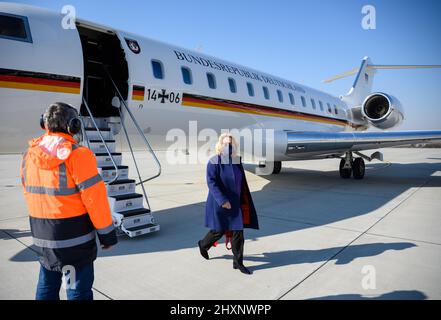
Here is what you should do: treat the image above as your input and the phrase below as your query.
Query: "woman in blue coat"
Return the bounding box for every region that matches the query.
[198,133,259,274]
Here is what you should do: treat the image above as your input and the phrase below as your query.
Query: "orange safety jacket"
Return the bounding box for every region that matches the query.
[20,131,117,271]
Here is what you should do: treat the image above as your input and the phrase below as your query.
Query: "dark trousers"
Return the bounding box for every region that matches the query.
[200,230,244,266]
[35,262,94,300]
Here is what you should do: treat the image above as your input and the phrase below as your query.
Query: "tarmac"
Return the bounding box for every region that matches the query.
[0,147,440,300]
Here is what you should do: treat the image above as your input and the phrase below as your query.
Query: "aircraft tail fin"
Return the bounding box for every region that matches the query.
[323,57,441,107]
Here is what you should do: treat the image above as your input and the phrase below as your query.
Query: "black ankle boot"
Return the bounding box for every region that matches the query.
[198,240,209,260]
[233,263,252,274]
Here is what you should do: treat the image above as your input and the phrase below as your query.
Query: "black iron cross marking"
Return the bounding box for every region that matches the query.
[157,89,169,104]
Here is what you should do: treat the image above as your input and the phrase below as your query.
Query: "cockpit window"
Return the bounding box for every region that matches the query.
[0,13,32,43]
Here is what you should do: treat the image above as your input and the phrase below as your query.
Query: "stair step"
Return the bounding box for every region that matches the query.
[120,212,154,229]
[121,223,160,238]
[110,193,143,201]
[98,165,129,182]
[88,140,116,153]
[89,139,115,143]
[109,193,143,211]
[100,165,129,170]
[109,179,135,185]
[95,152,122,156]
[125,224,156,231]
[111,208,152,229]
[106,179,136,196]
[81,117,114,129]
[95,153,122,166]
[116,207,151,218]
[84,129,112,140]
[85,127,111,131]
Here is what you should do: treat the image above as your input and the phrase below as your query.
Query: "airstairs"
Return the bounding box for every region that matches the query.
[80,92,161,238]
[75,25,161,237]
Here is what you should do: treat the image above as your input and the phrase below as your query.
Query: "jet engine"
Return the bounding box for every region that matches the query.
[361,93,404,129]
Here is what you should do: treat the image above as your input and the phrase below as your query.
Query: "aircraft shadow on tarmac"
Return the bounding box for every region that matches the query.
[5,160,440,265]
[308,290,427,300]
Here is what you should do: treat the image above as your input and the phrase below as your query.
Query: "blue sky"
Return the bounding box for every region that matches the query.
[9,0,441,130]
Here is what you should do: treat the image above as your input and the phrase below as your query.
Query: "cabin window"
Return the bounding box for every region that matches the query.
[207,72,216,89]
[289,93,295,105]
[277,90,283,103]
[181,66,192,85]
[334,105,338,115]
[311,98,316,110]
[319,100,324,111]
[228,77,237,93]
[0,13,32,43]
[263,86,270,100]
[247,82,254,97]
[327,103,332,113]
[151,60,164,79]
[301,96,307,107]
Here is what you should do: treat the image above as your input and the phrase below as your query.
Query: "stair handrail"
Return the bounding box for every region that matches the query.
[103,68,161,186]
[117,108,151,210]
[79,116,91,150]
[82,97,120,185]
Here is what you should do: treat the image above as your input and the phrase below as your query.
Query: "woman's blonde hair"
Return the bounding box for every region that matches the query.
[215,133,238,156]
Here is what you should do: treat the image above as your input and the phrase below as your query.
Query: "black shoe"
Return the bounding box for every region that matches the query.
[198,240,209,260]
[233,264,252,275]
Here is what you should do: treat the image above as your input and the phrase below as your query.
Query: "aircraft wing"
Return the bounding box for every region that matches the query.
[285,130,441,159]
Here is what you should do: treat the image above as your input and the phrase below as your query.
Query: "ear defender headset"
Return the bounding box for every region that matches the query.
[39,114,45,130]
[40,104,82,135]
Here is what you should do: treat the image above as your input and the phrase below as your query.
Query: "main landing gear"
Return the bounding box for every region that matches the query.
[339,152,365,180]
[258,161,282,174]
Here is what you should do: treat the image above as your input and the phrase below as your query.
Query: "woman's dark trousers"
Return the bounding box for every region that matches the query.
[200,230,244,267]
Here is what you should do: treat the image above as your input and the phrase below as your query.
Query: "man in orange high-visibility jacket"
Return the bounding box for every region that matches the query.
[20,102,117,300]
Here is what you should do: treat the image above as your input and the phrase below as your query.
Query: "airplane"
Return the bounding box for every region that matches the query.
[2,2,441,182]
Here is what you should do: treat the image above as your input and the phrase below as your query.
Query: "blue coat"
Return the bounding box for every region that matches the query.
[205,155,259,231]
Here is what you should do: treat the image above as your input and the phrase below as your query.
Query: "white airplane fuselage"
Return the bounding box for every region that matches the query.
[0,3,367,159]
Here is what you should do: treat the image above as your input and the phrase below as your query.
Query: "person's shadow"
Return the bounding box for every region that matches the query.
[1,229,39,262]
[308,290,427,300]
[211,242,416,271]
[0,229,31,240]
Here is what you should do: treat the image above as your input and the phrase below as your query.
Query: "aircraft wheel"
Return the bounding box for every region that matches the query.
[339,159,352,179]
[258,161,282,174]
[352,157,365,180]
[272,161,282,174]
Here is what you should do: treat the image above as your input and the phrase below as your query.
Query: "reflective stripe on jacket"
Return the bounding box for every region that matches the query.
[20,131,117,271]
